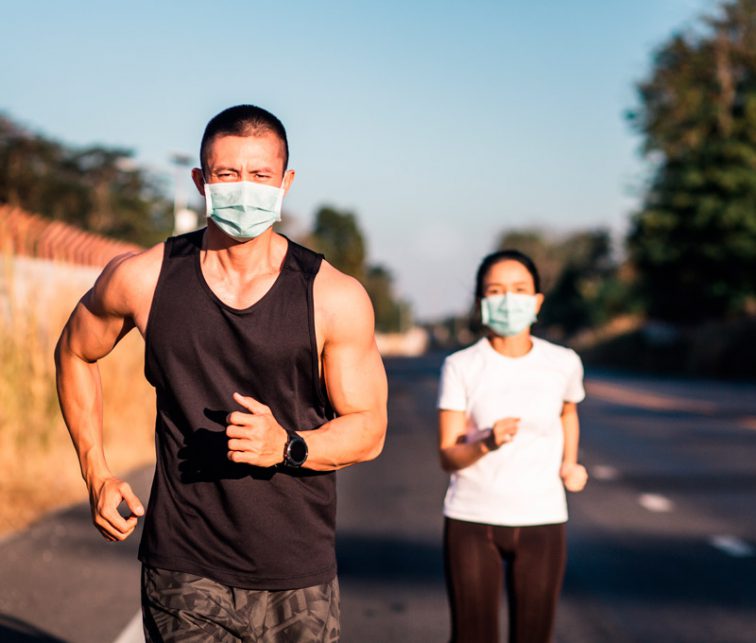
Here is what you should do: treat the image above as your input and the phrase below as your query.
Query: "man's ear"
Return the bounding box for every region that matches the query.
[282,169,296,194]
[191,168,205,196]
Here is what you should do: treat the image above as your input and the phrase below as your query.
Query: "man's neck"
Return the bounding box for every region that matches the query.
[202,225,287,279]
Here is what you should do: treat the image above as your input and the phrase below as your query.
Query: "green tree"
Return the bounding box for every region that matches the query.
[539,229,623,334]
[0,113,173,246]
[307,205,410,332]
[308,206,366,281]
[627,0,756,322]
[494,226,635,337]
[364,264,410,333]
[497,228,563,292]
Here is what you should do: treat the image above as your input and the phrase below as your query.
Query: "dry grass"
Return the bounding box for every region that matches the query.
[0,256,155,536]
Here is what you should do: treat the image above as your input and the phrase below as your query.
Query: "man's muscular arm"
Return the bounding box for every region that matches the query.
[227,262,388,471]
[55,246,160,541]
[304,265,388,469]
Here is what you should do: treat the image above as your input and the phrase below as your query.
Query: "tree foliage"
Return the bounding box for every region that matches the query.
[364,264,411,333]
[627,0,756,322]
[308,205,409,332]
[308,206,366,282]
[497,227,633,336]
[0,114,173,246]
[539,230,625,334]
[497,228,564,293]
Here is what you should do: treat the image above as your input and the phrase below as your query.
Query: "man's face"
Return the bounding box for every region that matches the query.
[192,131,294,195]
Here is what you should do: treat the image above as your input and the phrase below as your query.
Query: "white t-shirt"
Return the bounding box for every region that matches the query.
[438,336,585,526]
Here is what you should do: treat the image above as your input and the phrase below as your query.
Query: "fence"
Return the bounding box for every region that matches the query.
[0,205,141,267]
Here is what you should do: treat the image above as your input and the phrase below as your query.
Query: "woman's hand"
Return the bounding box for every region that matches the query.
[486,417,520,450]
[560,462,588,492]
[440,411,521,471]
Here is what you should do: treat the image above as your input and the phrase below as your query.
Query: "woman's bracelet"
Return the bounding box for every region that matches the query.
[484,431,499,452]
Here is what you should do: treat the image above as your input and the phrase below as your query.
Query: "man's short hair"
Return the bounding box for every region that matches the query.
[200,104,289,174]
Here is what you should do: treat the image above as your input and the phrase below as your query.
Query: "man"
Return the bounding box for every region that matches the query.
[55,104,388,642]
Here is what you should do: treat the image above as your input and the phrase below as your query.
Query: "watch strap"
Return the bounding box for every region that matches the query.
[283,431,308,467]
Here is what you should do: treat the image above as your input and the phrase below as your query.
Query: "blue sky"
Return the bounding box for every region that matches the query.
[1,0,715,319]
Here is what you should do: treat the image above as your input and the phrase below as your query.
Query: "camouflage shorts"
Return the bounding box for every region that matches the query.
[141,565,340,642]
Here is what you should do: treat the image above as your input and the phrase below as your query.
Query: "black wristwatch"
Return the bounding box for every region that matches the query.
[283,432,308,468]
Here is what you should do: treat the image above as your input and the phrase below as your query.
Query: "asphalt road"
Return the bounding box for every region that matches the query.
[1,353,754,642]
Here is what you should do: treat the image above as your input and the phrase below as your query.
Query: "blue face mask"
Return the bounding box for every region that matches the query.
[481,293,538,337]
[205,179,285,241]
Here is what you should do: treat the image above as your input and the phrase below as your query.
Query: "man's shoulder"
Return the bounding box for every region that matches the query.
[103,241,164,286]
[312,260,374,342]
[314,259,369,302]
[92,241,165,313]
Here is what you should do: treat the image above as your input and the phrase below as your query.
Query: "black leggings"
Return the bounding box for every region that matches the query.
[444,518,566,643]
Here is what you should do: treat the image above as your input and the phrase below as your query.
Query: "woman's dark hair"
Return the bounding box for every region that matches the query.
[474,249,541,298]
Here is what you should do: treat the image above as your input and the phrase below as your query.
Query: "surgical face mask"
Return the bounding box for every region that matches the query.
[481,293,538,337]
[205,179,285,241]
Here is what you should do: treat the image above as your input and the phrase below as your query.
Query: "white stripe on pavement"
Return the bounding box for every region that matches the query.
[638,493,674,512]
[592,465,620,481]
[112,610,144,643]
[710,535,754,558]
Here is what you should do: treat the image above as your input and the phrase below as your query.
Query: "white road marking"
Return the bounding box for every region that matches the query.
[638,493,674,512]
[112,610,144,643]
[592,465,620,481]
[710,535,754,558]
[586,380,718,414]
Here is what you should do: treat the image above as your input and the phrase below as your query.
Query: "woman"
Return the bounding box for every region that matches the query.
[438,249,588,643]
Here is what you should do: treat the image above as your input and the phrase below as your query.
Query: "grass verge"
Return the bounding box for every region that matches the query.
[0,257,155,537]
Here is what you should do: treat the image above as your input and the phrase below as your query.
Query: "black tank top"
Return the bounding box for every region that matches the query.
[138,229,336,590]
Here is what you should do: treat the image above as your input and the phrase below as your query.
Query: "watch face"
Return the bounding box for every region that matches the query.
[288,436,308,465]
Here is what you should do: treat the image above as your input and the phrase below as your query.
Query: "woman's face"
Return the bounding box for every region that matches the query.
[482,259,544,312]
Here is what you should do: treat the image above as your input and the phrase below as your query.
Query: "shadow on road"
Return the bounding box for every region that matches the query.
[0,614,66,642]
[383,353,447,376]
[337,533,444,585]
[612,471,756,493]
[564,532,755,613]
[45,503,143,562]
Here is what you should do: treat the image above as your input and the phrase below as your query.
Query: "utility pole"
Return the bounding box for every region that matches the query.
[171,153,197,235]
